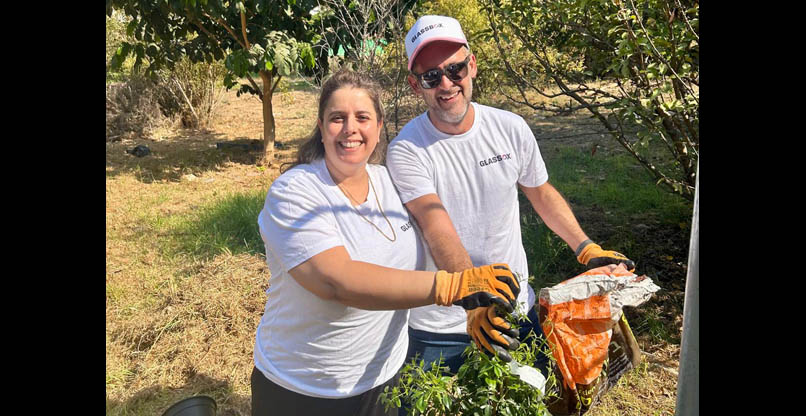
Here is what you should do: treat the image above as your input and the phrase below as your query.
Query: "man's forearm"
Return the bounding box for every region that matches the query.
[422,225,474,272]
[405,193,474,273]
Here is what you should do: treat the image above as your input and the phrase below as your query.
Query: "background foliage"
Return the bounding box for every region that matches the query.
[479,0,699,199]
[107,0,319,162]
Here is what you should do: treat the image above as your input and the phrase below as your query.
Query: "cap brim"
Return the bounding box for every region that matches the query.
[408,37,469,71]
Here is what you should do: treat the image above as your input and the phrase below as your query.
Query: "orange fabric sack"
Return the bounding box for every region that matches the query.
[539,264,659,391]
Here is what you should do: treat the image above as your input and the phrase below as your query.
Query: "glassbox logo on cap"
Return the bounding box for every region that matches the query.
[410,22,445,43]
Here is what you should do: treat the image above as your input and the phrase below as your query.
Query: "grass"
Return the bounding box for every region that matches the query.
[159,190,267,261]
[107,147,272,415]
[107,84,691,415]
[522,143,693,289]
[544,146,691,225]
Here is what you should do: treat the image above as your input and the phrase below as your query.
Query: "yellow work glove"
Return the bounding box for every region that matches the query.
[467,306,520,362]
[434,264,520,312]
[576,240,636,272]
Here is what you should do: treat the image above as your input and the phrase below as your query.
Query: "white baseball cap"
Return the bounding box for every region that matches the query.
[405,15,469,71]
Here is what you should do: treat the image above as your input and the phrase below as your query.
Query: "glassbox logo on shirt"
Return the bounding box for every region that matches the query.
[478,153,512,167]
[401,221,413,232]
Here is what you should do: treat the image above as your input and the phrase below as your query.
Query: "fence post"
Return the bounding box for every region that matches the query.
[675,162,699,415]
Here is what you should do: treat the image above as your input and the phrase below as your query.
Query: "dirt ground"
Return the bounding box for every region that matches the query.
[106,82,688,415]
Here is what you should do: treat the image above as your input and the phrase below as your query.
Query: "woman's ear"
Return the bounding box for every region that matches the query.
[317,118,323,142]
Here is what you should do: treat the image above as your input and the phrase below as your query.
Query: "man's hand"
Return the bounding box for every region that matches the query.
[576,240,636,272]
[467,306,520,362]
[434,264,520,312]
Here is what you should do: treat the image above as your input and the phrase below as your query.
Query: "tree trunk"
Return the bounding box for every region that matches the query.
[259,70,275,165]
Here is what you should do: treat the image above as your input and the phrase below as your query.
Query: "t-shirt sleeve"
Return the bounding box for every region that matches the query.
[258,174,344,271]
[516,118,549,188]
[386,140,436,204]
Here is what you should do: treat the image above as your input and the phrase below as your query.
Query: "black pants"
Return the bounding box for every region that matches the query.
[251,366,401,416]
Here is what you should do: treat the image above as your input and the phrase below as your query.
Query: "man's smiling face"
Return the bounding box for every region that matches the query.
[408,41,477,134]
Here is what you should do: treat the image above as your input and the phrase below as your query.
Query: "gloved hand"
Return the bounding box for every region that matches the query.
[467,305,520,362]
[434,263,520,312]
[576,240,635,272]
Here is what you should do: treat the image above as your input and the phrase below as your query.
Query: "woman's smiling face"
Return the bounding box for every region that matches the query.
[319,87,383,180]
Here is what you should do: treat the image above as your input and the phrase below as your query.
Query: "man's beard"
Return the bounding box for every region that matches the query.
[432,100,470,124]
[427,78,473,125]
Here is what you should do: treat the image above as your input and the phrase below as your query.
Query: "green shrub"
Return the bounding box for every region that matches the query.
[156,56,228,129]
[106,57,227,140]
[382,327,558,415]
[480,0,699,200]
[106,75,169,141]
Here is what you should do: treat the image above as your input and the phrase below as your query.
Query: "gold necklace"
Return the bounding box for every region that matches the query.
[338,173,397,242]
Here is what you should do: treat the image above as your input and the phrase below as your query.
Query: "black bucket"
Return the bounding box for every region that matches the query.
[161,395,217,416]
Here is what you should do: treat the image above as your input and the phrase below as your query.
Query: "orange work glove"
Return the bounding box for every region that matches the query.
[434,264,520,312]
[576,240,635,272]
[467,306,520,362]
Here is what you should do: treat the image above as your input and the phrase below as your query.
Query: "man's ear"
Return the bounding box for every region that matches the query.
[469,54,478,79]
[406,73,421,94]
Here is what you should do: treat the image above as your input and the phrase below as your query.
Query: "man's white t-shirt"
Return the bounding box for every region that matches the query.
[255,158,429,398]
[387,102,549,334]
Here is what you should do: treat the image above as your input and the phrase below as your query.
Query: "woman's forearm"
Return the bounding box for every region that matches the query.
[332,260,438,310]
[289,245,438,310]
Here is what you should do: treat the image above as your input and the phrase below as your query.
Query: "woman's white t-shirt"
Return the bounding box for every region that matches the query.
[255,158,429,398]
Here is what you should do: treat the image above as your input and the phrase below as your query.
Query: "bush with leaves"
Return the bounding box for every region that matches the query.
[381,327,558,416]
[107,10,133,83]
[158,56,228,129]
[480,0,699,200]
[106,57,227,140]
[106,75,169,141]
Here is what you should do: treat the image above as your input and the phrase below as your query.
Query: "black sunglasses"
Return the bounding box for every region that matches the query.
[411,55,471,89]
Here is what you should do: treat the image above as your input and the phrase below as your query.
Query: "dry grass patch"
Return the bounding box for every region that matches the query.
[107,247,268,415]
[588,355,679,416]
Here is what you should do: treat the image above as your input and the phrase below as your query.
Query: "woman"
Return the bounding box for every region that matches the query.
[251,69,519,416]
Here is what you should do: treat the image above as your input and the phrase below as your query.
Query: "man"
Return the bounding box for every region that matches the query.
[386,15,635,374]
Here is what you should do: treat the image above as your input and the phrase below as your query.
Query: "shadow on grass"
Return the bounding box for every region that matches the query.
[107,129,249,182]
[106,128,307,184]
[106,372,251,416]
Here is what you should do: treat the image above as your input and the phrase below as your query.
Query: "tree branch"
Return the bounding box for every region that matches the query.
[674,0,699,41]
[190,17,227,56]
[627,0,698,104]
[171,76,199,123]
[244,74,263,100]
[189,14,260,100]
[204,12,246,50]
[240,10,251,49]
[270,74,282,96]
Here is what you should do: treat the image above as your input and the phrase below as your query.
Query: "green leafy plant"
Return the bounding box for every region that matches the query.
[480,0,699,200]
[382,323,559,415]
